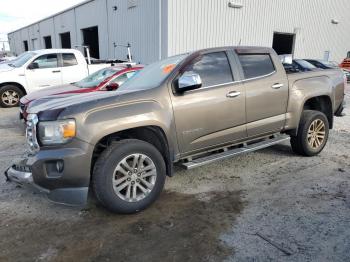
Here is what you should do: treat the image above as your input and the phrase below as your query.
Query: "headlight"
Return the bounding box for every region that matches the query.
[38,119,76,145]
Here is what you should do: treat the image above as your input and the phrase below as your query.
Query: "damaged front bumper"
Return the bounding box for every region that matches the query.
[4,141,93,207]
[5,161,49,193]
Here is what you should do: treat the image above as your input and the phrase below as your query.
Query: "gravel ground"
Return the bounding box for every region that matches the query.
[0,86,349,262]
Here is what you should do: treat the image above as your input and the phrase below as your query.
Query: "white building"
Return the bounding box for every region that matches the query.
[8,0,350,64]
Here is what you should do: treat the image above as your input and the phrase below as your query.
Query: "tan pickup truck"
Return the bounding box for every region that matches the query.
[5,46,345,213]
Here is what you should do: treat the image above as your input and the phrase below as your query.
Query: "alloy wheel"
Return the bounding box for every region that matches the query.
[112,153,157,202]
[307,119,326,149]
[1,90,19,106]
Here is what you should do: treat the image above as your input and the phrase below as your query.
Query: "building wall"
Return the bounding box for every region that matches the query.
[53,9,78,48]
[106,0,161,64]
[75,0,109,58]
[167,0,350,62]
[8,0,350,63]
[8,0,161,63]
[39,18,57,49]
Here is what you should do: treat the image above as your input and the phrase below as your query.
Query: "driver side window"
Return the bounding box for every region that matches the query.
[182,52,234,88]
[32,54,58,69]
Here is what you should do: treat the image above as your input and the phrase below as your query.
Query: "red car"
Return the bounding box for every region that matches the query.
[20,65,143,120]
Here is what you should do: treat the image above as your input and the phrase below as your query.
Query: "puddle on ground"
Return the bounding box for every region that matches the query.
[0,191,244,262]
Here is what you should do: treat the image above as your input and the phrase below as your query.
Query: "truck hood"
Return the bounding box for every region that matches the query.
[21,84,95,104]
[27,89,135,115]
[0,63,15,73]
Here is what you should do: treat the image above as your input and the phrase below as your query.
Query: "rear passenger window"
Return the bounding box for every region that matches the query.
[238,54,275,79]
[62,53,78,67]
[182,52,233,88]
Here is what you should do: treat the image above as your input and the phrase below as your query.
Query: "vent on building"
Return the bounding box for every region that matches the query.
[128,0,137,9]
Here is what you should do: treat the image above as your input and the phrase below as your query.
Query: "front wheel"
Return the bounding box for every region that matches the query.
[92,139,166,214]
[290,110,329,156]
[0,85,24,108]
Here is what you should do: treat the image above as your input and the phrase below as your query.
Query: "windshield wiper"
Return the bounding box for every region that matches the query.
[7,63,15,67]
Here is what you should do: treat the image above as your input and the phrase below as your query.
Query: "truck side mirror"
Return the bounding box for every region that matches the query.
[28,62,39,70]
[106,82,119,91]
[176,72,202,93]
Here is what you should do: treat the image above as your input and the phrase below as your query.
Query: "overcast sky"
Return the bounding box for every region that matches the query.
[0,0,85,46]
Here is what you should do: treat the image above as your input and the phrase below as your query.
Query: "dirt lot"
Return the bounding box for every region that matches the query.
[0,87,349,262]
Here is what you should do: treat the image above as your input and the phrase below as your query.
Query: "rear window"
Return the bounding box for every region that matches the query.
[238,54,275,79]
[62,53,78,67]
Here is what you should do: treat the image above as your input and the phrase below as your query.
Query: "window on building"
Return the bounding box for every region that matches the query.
[33,54,58,69]
[181,52,234,88]
[238,54,275,79]
[62,53,78,66]
[23,41,28,51]
[44,36,52,49]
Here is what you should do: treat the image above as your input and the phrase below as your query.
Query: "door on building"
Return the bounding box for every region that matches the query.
[23,41,29,51]
[272,33,295,55]
[32,39,39,50]
[44,36,52,49]
[60,32,71,48]
[81,26,100,59]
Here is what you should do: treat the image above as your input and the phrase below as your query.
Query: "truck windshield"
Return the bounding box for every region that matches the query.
[118,54,187,92]
[73,67,118,88]
[8,52,37,68]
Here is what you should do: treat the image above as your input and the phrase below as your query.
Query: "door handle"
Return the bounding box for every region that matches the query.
[226,91,241,98]
[52,70,61,73]
[271,83,284,89]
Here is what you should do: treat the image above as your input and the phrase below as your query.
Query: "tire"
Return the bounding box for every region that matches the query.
[92,139,166,214]
[0,85,24,108]
[290,110,329,156]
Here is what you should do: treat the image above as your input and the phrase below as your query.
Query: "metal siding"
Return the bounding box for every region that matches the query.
[53,9,77,48]
[75,0,109,59]
[106,0,160,64]
[167,0,350,62]
[28,24,41,50]
[39,18,56,49]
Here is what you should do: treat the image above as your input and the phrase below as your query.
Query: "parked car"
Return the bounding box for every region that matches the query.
[19,65,143,120]
[0,49,114,107]
[304,59,339,69]
[5,46,345,214]
[283,59,318,73]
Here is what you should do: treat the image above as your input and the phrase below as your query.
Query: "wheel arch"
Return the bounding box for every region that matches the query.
[0,82,27,95]
[302,95,333,129]
[91,125,174,178]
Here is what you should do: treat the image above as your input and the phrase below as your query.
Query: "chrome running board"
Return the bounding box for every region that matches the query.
[180,134,290,170]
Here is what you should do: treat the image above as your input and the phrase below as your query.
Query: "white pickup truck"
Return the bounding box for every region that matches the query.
[0,49,111,107]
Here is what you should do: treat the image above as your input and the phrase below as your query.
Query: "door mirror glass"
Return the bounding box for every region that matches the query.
[28,62,39,70]
[106,82,119,91]
[176,72,202,93]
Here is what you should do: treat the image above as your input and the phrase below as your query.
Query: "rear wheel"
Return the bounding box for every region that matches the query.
[92,139,166,214]
[290,110,329,156]
[0,85,24,108]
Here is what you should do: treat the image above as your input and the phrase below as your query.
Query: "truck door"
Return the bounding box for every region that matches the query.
[237,52,288,137]
[25,54,62,91]
[170,51,246,155]
[59,53,88,84]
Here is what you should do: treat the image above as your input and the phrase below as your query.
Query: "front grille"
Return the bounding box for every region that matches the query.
[12,164,32,173]
[26,114,40,154]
